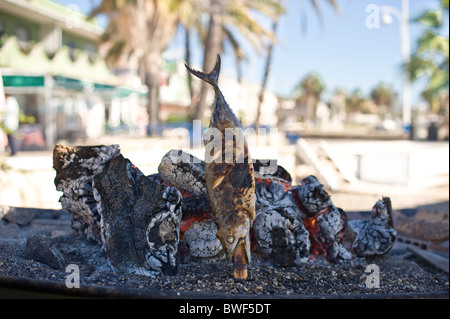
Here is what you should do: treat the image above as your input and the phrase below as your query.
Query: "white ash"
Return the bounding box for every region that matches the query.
[252,180,310,267]
[158,149,207,197]
[145,208,182,274]
[183,220,224,260]
[348,197,397,257]
[317,205,352,262]
[291,176,332,216]
[53,145,120,244]
[61,152,76,169]
[59,193,101,243]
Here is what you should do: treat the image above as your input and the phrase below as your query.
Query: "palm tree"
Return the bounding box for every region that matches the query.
[91,0,180,134]
[408,0,449,114]
[370,83,394,116]
[345,89,367,116]
[253,14,280,131]
[292,72,325,123]
[190,0,283,123]
[253,0,340,130]
[172,1,205,102]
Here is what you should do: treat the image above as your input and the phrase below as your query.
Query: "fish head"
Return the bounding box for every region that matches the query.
[215,212,252,278]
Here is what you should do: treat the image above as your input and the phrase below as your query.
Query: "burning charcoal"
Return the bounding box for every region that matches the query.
[291,176,332,217]
[180,195,211,219]
[53,144,121,243]
[158,149,206,198]
[252,180,310,266]
[347,197,397,257]
[93,155,182,276]
[179,195,212,238]
[183,220,224,261]
[317,206,352,262]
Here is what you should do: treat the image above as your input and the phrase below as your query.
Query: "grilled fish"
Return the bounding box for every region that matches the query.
[185,54,256,279]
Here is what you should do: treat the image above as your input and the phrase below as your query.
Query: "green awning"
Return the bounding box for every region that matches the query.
[117,86,148,98]
[2,75,45,87]
[53,75,89,91]
[1,36,117,85]
[2,74,146,98]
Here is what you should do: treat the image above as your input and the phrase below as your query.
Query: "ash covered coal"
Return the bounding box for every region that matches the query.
[347,197,397,257]
[253,180,310,267]
[54,145,183,277]
[53,144,121,243]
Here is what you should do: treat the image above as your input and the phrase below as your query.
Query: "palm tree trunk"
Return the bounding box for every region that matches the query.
[144,53,162,135]
[254,18,279,131]
[185,27,194,101]
[191,2,224,123]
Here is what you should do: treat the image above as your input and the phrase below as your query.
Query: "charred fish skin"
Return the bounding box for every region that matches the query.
[185,54,256,279]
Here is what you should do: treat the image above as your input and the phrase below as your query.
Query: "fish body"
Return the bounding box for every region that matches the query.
[185,54,255,279]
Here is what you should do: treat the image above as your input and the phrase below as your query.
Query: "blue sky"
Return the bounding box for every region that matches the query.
[54,0,448,106]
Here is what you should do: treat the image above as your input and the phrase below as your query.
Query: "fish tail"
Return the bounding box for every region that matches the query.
[185,54,221,88]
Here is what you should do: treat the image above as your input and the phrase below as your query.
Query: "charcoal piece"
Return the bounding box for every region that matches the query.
[181,195,211,219]
[183,220,224,260]
[93,155,182,276]
[53,144,120,243]
[179,195,212,237]
[253,159,292,183]
[3,207,35,226]
[252,180,310,266]
[348,197,397,257]
[158,149,207,198]
[24,235,65,270]
[317,206,352,262]
[291,175,332,217]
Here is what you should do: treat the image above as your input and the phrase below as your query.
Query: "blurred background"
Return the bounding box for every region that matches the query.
[0,0,448,213]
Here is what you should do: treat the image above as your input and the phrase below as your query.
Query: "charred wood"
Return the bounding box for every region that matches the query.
[158,150,206,198]
[253,180,310,267]
[53,144,120,243]
[291,176,333,217]
[92,155,182,275]
[317,206,352,262]
[347,197,397,257]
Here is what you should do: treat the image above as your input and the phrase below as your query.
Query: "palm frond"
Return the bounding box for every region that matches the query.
[239,0,285,19]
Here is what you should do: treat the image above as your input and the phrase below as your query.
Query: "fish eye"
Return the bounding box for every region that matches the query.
[227,236,235,244]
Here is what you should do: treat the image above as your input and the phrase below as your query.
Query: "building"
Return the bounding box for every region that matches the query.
[0,0,147,149]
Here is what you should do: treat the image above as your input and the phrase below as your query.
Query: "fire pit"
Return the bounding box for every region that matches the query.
[51,144,400,273]
[0,205,448,299]
[1,142,447,299]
